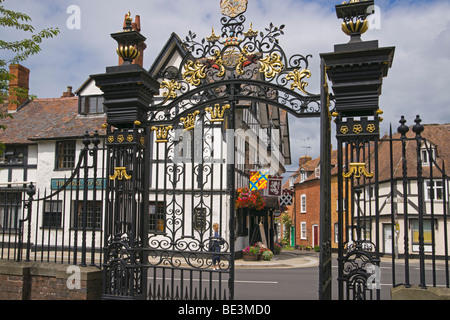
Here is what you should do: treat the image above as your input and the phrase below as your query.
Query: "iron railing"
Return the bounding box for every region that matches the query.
[0,132,105,268]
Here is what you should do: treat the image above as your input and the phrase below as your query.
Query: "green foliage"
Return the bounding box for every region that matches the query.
[0,0,59,151]
[0,0,60,104]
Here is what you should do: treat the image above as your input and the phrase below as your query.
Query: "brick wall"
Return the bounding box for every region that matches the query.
[0,261,102,300]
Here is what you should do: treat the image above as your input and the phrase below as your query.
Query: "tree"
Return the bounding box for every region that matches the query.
[0,0,60,146]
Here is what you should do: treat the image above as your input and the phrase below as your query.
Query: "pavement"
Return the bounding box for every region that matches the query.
[234,250,320,269]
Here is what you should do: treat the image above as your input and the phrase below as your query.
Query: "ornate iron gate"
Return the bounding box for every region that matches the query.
[93,2,323,300]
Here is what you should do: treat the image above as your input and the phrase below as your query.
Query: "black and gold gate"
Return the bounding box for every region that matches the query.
[93,2,323,300]
[93,0,398,300]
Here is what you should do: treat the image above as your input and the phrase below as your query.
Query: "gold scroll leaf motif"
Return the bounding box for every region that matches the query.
[151,125,173,143]
[259,53,284,79]
[286,69,312,95]
[343,163,374,179]
[161,80,181,104]
[180,111,200,131]
[205,104,230,122]
[109,167,132,181]
[183,61,207,86]
[183,51,225,86]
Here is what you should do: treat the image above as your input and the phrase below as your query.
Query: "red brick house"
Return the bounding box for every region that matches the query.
[283,151,345,250]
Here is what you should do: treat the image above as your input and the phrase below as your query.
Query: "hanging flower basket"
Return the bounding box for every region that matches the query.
[236,187,266,211]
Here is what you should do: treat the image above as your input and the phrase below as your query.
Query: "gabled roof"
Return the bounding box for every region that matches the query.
[148,32,187,79]
[0,97,106,144]
[375,123,450,182]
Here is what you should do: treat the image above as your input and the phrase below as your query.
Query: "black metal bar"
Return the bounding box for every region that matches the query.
[389,125,396,286]
[413,116,427,289]
[428,140,436,286]
[442,161,449,287]
[319,58,332,300]
[337,137,344,300]
[398,116,411,287]
[227,99,236,301]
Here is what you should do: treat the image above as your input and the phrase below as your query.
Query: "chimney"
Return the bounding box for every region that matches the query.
[61,86,75,98]
[299,155,312,166]
[8,64,30,112]
[118,14,146,67]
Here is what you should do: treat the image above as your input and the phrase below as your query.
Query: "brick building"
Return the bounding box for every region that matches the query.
[283,151,345,250]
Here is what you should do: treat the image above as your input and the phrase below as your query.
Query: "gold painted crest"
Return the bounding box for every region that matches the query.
[220,0,248,18]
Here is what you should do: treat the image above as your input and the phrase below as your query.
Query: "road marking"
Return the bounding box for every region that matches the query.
[235,280,278,284]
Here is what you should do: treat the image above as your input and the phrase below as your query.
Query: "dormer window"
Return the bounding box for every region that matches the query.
[300,169,307,182]
[419,140,437,166]
[79,95,104,115]
[420,147,436,166]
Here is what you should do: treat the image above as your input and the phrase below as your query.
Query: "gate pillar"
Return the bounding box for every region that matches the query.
[92,15,160,299]
[321,0,395,300]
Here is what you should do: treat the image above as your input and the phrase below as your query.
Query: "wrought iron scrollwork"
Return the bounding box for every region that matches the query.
[149,10,320,122]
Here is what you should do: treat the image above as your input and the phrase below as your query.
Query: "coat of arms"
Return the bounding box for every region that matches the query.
[220,0,248,18]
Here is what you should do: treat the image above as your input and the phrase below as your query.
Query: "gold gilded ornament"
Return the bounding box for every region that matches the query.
[161,80,181,104]
[206,104,230,122]
[110,167,132,181]
[180,111,200,131]
[183,60,207,86]
[286,69,312,95]
[343,163,374,179]
[259,53,284,79]
[151,125,173,143]
[220,0,248,18]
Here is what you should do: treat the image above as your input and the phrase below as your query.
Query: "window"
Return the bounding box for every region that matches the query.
[315,167,320,178]
[43,200,62,228]
[334,223,339,243]
[420,147,436,166]
[56,141,76,170]
[72,201,102,230]
[80,95,104,115]
[300,170,307,182]
[149,202,165,233]
[300,194,306,213]
[0,145,25,165]
[412,220,432,245]
[300,222,307,240]
[425,180,444,201]
[0,192,22,231]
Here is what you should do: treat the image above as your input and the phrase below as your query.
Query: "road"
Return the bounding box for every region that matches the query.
[234,259,449,300]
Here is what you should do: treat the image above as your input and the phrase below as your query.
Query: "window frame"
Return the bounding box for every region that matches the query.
[79,95,105,115]
[300,194,306,213]
[71,200,102,230]
[55,140,76,170]
[42,200,63,229]
[300,222,307,240]
[0,191,23,231]
[149,202,165,234]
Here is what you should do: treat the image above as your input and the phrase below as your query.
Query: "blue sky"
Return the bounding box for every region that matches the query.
[2,0,450,172]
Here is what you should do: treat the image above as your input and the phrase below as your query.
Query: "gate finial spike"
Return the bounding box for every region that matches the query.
[412,115,424,137]
[397,115,409,137]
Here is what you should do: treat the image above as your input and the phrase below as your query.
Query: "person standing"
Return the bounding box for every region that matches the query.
[211,223,222,270]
